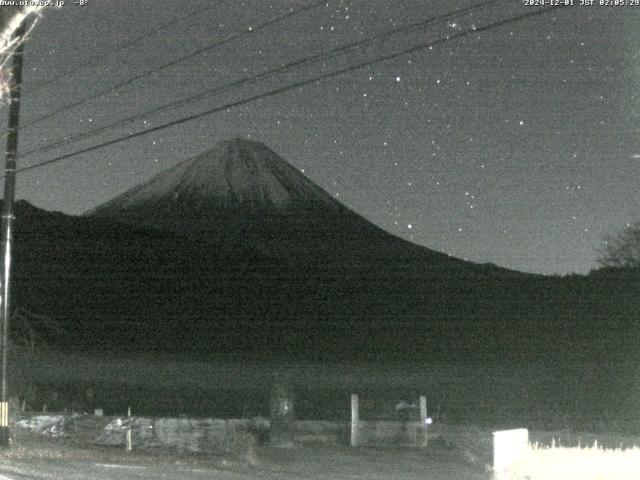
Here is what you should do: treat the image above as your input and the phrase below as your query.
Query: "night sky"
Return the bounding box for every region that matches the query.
[4,0,640,275]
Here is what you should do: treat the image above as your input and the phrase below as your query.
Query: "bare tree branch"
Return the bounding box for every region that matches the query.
[598,221,640,268]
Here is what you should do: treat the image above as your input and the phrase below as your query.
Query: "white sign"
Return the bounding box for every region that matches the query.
[493,428,529,472]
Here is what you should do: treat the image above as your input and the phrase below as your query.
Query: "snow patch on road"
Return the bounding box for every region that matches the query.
[95,463,146,470]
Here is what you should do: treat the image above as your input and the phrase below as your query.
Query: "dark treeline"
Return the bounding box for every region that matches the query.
[7,200,639,365]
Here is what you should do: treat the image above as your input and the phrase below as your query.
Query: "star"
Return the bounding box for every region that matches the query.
[12,0,635,275]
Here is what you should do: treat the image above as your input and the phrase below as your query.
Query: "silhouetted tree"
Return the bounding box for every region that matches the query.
[598,221,640,268]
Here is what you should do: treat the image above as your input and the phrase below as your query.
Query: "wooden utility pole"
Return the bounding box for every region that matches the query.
[0,18,27,447]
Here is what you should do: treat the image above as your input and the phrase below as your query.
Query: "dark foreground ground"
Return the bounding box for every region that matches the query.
[5,353,640,478]
[0,429,491,480]
[12,353,640,434]
[5,415,640,479]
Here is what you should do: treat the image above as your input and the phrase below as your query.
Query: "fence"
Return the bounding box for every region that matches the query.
[14,413,345,453]
[13,393,435,452]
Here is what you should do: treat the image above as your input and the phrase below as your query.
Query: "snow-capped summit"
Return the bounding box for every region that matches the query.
[89,138,342,215]
[87,138,363,262]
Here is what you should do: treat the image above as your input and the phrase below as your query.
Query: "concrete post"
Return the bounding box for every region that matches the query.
[350,394,359,447]
[419,395,427,446]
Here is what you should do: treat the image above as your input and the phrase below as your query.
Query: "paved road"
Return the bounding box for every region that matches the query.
[0,459,261,480]
[0,441,490,479]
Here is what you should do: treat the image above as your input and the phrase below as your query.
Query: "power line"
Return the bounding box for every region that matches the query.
[19,0,503,159]
[26,2,218,94]
[18,0,328,132]
[17,5,563,176]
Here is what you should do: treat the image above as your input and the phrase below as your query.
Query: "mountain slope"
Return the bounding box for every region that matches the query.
[2,200,637,363]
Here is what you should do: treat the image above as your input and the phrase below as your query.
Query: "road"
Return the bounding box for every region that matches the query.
[0,440,490,480]
[0,460,257,480]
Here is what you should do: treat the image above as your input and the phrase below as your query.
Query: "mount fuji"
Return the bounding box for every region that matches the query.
[87,138,476,269]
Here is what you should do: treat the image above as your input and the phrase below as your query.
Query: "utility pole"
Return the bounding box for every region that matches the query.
[0,18,27,448]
